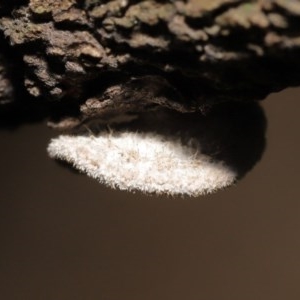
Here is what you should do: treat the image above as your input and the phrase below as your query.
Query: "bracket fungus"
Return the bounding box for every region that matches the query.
[48,103,266,196]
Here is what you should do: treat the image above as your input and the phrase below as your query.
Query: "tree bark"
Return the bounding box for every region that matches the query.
[1,0,300,129]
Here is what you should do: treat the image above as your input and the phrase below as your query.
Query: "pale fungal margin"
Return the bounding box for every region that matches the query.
[47,131,237,196]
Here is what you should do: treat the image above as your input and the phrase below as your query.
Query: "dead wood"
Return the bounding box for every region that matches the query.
[0,0,300,129]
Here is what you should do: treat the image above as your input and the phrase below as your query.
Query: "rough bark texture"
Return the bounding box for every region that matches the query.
[0,0,300,129]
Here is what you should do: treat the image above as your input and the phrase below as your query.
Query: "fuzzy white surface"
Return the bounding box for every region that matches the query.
[47,131,236,196]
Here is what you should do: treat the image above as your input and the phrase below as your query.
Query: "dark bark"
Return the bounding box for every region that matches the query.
[0,0,300,129]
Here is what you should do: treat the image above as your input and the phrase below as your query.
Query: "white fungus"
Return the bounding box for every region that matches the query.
[47,130,237,196]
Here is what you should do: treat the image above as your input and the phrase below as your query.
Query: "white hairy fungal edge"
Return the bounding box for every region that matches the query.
[47,131,237,196]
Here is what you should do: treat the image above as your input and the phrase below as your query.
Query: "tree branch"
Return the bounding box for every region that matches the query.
[1,0,300,129]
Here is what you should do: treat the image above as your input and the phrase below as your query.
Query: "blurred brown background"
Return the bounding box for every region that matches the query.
[0,88,299,300]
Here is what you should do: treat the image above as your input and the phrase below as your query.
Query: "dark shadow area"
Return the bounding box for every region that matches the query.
[0,93,80,131]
